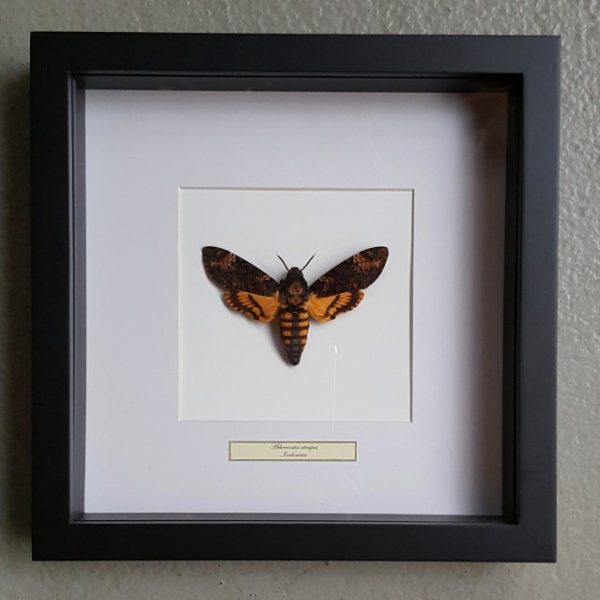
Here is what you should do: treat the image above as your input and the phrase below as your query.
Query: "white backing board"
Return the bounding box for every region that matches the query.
[85,90,506,515]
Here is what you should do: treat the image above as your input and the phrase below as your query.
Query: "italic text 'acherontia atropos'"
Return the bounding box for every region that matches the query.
[202,246,389,365]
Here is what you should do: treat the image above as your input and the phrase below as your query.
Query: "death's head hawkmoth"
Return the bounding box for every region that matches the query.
[202,246,389,365]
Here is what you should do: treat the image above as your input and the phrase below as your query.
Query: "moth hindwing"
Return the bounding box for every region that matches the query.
[202,246,389,365]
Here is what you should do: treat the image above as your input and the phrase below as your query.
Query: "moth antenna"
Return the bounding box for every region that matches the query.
[301,254,316,271]
[277,254,290,272]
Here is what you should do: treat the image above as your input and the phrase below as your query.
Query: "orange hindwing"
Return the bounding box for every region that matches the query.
[224,290,280,323]
[307,290,364,322]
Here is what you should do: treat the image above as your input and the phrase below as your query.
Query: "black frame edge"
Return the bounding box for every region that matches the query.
[515,35,559,562]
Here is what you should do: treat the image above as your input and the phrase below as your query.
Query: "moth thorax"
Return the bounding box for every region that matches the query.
[286,281,305,306]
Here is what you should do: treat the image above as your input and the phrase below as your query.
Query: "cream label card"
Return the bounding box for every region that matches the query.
[229,441,357,461]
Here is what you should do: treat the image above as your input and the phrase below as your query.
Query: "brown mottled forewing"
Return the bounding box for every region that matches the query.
[202,246,279,295]
[309,247,389,296]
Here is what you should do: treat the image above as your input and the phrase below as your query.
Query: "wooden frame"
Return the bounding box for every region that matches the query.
[31,32,559,561]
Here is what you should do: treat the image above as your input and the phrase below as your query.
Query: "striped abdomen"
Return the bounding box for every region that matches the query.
[279,307,309,365]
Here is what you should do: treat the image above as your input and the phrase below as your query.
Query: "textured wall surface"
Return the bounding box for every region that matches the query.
[0,0,598,598]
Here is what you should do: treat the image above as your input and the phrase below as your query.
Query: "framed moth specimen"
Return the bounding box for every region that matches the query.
[31,33,558,561]
[202,245,389,365]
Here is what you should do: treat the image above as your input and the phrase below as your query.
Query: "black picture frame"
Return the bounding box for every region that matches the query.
[31,32,559,561]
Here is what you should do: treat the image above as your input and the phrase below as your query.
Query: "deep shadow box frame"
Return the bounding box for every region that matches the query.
[31,33,559,561]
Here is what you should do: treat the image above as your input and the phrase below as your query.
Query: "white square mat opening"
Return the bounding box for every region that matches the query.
[179,187,413,422]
